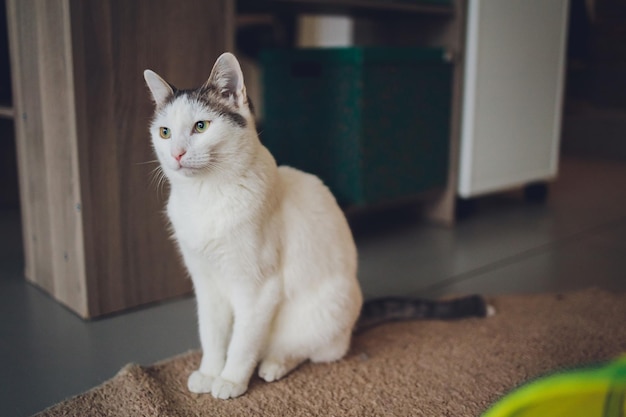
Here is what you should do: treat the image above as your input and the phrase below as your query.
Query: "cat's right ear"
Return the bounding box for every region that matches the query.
[144,70,174,107]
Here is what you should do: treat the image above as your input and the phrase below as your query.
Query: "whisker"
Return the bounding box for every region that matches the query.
[148,166,161,181]
[136,159,160,166]
[148,165,169,199]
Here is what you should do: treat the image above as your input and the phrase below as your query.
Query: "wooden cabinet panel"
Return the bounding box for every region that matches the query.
[8,0,233,318]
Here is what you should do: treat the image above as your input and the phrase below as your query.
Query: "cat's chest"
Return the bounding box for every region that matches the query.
[168,199,228,249]
[166,187,259,257]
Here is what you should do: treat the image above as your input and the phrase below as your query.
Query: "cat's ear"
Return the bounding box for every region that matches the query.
[144,70,175,107]
[205,53,247,106]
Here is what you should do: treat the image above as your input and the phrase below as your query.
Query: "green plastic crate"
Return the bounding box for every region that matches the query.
[261,47,452,207]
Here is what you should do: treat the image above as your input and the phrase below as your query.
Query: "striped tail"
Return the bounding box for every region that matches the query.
[356,294,494,332]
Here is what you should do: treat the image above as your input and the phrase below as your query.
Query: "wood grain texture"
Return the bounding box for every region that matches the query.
[35,0,88,314]
[75,0,234,317]
[70,0,234,317]
[8,0,56,296]
[9,0,233,317]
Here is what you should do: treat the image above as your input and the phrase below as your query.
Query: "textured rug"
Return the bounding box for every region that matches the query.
[35,288,626,417]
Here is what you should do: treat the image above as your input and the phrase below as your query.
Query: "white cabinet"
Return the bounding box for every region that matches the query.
[458,0,570,198]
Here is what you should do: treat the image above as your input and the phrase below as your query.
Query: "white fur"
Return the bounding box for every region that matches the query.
[144,53,362,399]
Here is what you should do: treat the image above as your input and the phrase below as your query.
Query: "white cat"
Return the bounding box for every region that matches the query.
[144,53,363,399]
[144,52,494,400]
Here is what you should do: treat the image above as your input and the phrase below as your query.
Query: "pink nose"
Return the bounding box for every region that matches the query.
[173,151,186,162]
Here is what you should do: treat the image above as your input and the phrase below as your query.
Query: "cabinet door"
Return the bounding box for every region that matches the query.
[458,0,569,197]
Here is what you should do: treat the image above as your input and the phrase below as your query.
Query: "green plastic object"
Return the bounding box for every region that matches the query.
[482,356,626,417]
[261,47,452,207]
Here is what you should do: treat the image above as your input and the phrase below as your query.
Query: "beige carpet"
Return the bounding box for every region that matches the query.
[36,289,626,417]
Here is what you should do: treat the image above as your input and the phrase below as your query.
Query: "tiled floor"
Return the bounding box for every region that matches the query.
[2,153,626,417]
[357,156,626,299]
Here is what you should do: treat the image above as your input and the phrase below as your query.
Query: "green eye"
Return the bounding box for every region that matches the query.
[159,127,171,139]
[194,120,210,133]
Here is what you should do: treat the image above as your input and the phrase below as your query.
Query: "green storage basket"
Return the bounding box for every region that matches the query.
[261,47,452,207]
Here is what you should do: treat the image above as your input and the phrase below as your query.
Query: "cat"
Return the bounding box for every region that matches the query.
[144,52,490,400]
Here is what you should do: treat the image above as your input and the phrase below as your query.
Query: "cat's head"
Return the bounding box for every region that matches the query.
[144,53,257,181]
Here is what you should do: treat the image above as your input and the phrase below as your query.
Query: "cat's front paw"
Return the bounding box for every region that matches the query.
[211,376,248,399]
[187,370,215,394]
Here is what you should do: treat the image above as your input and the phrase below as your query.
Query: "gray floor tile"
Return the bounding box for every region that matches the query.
[423,216,626,297]
[0,268,198,417]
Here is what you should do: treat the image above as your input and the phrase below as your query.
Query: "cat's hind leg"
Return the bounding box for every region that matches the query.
[258,355,306,382]
[309,330,351,364]
[258,324,351,383]
[257,311,307,382]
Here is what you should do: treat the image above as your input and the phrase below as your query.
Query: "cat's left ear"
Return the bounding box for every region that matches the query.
[144,70,175,107]
[206,52,247,107]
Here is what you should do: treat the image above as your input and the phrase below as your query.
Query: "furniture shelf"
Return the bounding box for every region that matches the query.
[255,0,466,225]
